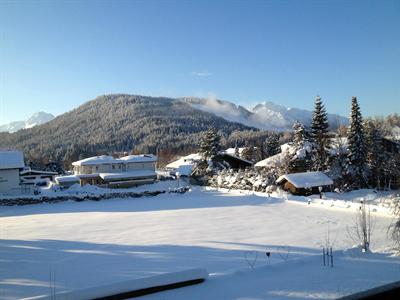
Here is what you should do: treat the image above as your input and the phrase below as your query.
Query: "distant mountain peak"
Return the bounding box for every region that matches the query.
[183,97,347,131]
[0,112,55,133]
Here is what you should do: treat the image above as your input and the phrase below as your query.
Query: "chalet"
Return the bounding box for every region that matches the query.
[55,154,157,188]
[166,151,252,176]
[276,171,333,195]
[219,153,253,169]
[0,151,25,195]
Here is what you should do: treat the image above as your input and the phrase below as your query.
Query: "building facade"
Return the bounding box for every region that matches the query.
[0,151,25,195]
[56,154,158,188]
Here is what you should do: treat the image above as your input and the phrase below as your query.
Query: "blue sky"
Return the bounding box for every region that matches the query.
[1,0,399,124]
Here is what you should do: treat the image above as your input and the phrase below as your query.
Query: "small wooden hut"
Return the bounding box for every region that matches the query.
[276,171,333,195]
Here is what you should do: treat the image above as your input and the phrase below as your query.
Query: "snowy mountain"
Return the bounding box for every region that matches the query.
[0,112,55,133]
[182,98,348,131]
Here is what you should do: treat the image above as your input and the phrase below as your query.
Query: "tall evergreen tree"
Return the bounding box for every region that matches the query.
[311,96,330,170]
[199,128,221,160]
[293,121,310,148]
[347,97,368,188]
[265,133,280,157]
[241,143,256,162]
[256,139,266,161]
[365,120,384,189]
[234,140,240,157]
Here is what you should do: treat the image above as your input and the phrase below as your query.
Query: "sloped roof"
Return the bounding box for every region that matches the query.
[276,171,333,188]
[72,155,117,166]
[55,175,80,183]
[166,153,201,170]
[0,151,25,169]
[119,154,157,163]
[72,154,157,166]
[221,153,253,165]
[254,152,286,168]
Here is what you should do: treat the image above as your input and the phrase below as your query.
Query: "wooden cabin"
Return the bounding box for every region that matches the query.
[276,171,333,196]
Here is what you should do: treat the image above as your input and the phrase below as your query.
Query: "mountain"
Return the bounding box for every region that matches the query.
[0,95,259,167]
[182,98,348,131]
[0,112,55,133]
[0,94,348,168]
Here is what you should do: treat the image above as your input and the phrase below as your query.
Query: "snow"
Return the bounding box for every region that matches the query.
[119,154,157,163]
[165,153,201,175]
[254,143,294,168]
[0,151,25,169]
[1,187,399,299]
[0,112,55,133]
[54,175,80,183]
[72,154,157,166]
[72,155,117,166]
[99,170,156,180]
[276,171,333,188]
[255,152,286,168]
[184,98,348,131]
[224,147,245,155]
[25,268,208,300]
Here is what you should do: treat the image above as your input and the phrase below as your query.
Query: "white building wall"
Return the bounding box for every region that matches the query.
[0,169,21,195]
[126,162,155,171]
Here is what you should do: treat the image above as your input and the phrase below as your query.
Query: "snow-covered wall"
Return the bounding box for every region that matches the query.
[23,268,208,300]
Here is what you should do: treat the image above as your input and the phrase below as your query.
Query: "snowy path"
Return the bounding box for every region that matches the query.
[0,188,398,299]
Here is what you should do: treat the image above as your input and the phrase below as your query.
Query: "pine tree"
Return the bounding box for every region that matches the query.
[234,140,240,157]
[293,121,310,148]
[365,120,384,189]
[241,143,255,162]
[199,128,221,160]
[265,133,280,157]
[256,139,266,161]
[311,96,330,171]
[347,97,368,188]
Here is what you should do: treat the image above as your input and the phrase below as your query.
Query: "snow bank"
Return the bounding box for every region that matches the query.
[23,268,208,300]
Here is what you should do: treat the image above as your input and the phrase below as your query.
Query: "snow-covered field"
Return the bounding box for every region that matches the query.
[1,186,399,299]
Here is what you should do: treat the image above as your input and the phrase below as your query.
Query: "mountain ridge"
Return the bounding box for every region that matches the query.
[181,97,348,131]
[0,112,55,133]
[0,94,347,167]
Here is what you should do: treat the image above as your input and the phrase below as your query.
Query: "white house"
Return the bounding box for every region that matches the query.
[55,154,157,188]
[20,168,58,186]
[0,151,25,195]
[165,153,201,176]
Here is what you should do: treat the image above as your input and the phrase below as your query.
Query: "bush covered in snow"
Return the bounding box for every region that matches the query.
[208,168,277,192]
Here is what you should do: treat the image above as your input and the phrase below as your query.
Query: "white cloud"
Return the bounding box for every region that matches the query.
[190,71,212,77]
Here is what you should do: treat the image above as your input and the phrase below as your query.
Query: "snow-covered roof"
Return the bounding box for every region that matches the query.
[119,154,157,163]
[254,152,286,168]
[99,170,156,180]
[72,154,157,166]
[166,153,201,170]
[224,147,245,155]
[255,142,312,168]
[0,151,25,169]
[72,155,117,166]
[276,171,333,188]
[55,175,80,183]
